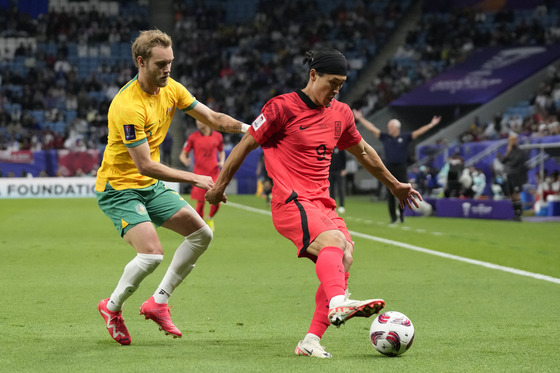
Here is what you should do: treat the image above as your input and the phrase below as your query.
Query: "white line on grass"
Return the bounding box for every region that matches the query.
[226,202,560,285]
[349,231,560,285]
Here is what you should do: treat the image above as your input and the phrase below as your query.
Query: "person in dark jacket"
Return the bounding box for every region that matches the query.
[502,133,528,221]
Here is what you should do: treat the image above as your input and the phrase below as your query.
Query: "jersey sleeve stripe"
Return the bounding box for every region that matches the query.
[124,138,148,148]
[181,100,199,112]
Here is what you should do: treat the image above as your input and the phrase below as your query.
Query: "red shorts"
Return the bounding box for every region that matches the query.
[190,172,218,201]
[271,194,352,261]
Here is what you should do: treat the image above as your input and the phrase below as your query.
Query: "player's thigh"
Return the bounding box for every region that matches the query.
[144,181,190,228]
[123,221,163,254]
[162,203,206,236]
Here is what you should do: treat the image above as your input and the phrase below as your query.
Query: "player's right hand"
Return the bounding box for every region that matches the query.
[194,175,214,190]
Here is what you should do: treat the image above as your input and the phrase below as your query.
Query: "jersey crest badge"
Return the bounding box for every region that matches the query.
[123,124,136,140]
[135,203,147,215]
[334,121,341,138]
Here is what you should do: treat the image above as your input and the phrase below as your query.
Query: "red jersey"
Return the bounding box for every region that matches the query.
[182,130,223,177]
[249,90,361,205]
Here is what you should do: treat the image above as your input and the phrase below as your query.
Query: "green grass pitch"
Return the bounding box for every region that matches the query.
[1,194,559,372]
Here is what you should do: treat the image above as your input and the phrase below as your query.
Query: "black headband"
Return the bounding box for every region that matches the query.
[309,53,348,76]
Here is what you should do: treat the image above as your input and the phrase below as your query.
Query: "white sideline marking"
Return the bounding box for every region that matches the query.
[349,231,560,285]
[227,202,273,216]
[226,202,560,285]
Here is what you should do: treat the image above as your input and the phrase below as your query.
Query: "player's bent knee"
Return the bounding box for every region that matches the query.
[186,225,213,253]
[325,230,348,250]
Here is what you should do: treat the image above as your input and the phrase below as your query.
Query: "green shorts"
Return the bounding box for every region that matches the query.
[96,180,188,236]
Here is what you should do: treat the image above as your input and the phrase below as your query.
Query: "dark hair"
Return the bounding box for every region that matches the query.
[302,48,348,76]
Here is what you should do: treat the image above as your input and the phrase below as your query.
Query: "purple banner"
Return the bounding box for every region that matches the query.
[391,46,560,106]
[424,0,546,11]
[436,198,514,220]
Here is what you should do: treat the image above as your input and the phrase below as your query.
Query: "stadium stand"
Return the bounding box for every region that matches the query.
[0,0,559,204]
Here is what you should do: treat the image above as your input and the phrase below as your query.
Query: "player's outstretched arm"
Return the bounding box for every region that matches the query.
[188,102,250,134]
[353,109,381,138]
[205,133,260,205]
[411,115,441,140]
[128,141,213,189]
[346,139,421,209]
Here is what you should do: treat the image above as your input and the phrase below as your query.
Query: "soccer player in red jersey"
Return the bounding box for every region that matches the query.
[205,49,421,358]
[180,120,225,230]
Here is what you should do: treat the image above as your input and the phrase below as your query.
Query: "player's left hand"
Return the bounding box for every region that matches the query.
[205,187,227,205]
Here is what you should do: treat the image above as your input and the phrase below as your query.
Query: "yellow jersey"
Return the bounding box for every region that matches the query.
[96,75,197,191]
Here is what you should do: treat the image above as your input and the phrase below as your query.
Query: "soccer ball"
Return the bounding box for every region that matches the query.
[370,311,415,356]
[413,200,433,216]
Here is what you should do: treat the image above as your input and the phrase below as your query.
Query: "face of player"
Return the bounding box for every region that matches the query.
[306,70,346,107]
[140,45,174,92]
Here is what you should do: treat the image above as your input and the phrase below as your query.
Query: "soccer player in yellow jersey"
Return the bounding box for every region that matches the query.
[96,29,249,345]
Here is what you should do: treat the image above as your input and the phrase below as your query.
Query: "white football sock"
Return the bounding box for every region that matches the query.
[304,333,321,342]
[107,253,163,312]
[153,225,212,304]
[329,295,346,309]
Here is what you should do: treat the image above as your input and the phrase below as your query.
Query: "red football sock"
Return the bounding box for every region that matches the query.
[209,203,220,218]
[195,201,204,218]
[307,284,329,338]
[315,246,345,301]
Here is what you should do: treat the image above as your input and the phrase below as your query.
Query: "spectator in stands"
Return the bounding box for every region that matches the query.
[95,29,250,346]
[459,166,474,198]
[412,165,437,196]
[491,152,507,198]
[353,109,441,223]
[439,151,464,198]
[550,170,560,194]
[471,167,487,199]
[503,133,528,221]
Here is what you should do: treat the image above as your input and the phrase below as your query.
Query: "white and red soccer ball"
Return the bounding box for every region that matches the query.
[370,311,415,356]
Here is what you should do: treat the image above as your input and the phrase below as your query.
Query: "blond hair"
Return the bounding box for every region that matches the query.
[131,29,172,67]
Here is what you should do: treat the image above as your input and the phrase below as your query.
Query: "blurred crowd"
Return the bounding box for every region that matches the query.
[458,68,560,143]
[171,0,409,145]
[0,2,149,154]
[354,5,560,118]
[1,0,560,179]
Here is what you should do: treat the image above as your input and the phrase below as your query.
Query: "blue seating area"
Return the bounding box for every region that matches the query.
[1,0,560,177]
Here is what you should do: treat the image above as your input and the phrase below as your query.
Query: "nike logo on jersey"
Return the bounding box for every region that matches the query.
[299,125,311,130]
